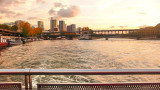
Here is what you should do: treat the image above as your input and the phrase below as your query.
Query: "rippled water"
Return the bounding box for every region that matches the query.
[1,38,160,86]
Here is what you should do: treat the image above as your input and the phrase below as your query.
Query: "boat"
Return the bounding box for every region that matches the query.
[0,42,8,47]
[9,39,22,46]
[0,38,8,47]
[56,37,62,40]
[79,30,92,40]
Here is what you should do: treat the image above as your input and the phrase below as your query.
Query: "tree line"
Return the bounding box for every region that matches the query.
[0,24,18,31]
[130,23,160,38]
[20,21,42,37]
[0,21,42,37]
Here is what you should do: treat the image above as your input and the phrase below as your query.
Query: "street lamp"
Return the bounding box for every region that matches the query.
[0,34,2,43]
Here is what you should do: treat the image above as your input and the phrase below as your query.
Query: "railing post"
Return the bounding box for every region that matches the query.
[25,75,28,90]
[29,75,32,90]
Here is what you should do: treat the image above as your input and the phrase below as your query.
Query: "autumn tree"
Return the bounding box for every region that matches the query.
[34,28,42,36]
[0,21,42,37]
[11,25,18,31]
[16,21,25,32]
[82,27,92,31]
[21,22,32,37]
[130,23,160,38]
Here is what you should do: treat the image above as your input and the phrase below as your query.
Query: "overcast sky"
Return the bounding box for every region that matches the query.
[0,0,160,30]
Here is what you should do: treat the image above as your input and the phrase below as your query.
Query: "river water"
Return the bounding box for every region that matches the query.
[1,38,160,86]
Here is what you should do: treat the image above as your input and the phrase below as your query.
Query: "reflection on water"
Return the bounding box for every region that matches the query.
[1,38,160,86]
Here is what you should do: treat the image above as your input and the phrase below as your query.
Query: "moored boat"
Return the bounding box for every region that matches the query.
[0,38,8,47]
[9,39,22,46]
[0,42,8,47]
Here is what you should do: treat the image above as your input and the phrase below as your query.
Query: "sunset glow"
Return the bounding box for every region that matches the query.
[0,0,160,30]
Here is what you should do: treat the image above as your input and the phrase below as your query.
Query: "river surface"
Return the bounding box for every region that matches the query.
[1,38,160,86]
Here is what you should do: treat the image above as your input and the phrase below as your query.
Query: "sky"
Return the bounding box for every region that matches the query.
[0,0,160,30]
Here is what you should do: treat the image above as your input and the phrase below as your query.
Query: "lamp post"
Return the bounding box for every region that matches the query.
[0,34,2,43]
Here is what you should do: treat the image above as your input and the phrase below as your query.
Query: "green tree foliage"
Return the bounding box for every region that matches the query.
[22,27,29,37]
[11,25,18,31]
[0,24,18,31]
[0,24,10,30]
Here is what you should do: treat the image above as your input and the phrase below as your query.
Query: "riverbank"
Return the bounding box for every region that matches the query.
[138,37,160,40]
[0,38,42,51]
[128,37,160,40]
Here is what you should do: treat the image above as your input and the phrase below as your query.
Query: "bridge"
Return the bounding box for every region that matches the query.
[92,29,137,35]
[0,28,21,37]
[42,29,139,40]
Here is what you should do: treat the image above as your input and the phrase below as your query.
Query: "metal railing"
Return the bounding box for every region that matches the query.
[0,69,160,90]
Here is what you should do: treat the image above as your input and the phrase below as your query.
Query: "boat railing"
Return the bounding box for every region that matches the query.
[0,38,7,43]
[0,69,160,90]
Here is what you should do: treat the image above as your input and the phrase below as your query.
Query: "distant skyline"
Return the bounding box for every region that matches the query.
[0,0,160,30]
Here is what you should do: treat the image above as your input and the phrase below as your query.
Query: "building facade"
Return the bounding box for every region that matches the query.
[67,25,71,32]
[59,20,66,32]
[38,21,44,31]
[50,17,57,32]
[71,24,76,32]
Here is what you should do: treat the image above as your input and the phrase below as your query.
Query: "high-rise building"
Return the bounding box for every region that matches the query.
[59,20,66,32]
[50,17,57,31]
[38,21,44,31]
[67,25,71,32]
[71,24,76,32]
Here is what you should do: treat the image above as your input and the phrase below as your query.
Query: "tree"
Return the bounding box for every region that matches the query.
[155,23,160,31]
[11,25,18,31]
[82,27,92,31]
[0,24,10,30]
[24,22,33,37]
[22,27,29,37]
[34,28,42,36]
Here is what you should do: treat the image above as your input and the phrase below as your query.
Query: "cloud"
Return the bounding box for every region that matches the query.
[36,0,45,4]
[119,26,128,28]
[0,8,24,18]
[110,26,115,28]
[0,9,15,14]
[27,17,39,20]
[0,16,3,19]
[48,8,56,15]
[0,0,26,18]
[48,1,80,19]
[48,4,80,19]
[0,0,25,7]
[138,12,147,15]
[16,13,24,16]
[54,2,64,7]
[57,6,80,18]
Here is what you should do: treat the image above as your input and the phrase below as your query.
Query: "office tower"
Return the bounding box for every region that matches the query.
[71,24,76,32]
[38,21,44,31]
[50,17,57,31]
[67,25,71,32]
[59,20,66,32]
